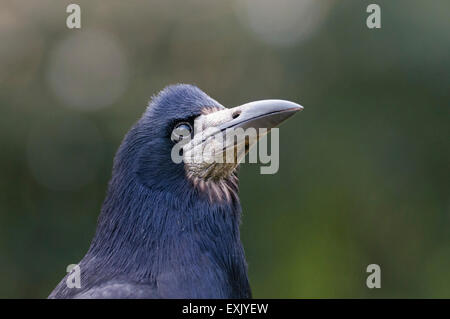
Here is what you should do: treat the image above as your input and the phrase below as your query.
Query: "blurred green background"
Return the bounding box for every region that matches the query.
[0,0,448,298]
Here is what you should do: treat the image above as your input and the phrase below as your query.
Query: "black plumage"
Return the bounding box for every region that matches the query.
[49,84,301,298]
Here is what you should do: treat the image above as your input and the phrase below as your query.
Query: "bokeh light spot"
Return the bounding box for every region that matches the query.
[234,0,331,47]
[47,29,129,111]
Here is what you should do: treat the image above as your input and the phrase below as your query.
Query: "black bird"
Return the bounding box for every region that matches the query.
[49,84,302,298]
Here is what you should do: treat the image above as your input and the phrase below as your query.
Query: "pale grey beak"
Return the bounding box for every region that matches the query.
[218,99,303,133]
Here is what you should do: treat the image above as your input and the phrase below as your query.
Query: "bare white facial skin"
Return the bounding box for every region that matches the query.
[172,107,245,180]
[170,109,275,181]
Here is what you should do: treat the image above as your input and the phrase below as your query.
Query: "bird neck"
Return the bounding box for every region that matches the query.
[86,173,250,297]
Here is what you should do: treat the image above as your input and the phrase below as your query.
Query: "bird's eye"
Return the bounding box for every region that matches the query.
[171,122,193,143]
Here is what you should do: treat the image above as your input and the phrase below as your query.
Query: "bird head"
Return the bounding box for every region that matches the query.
[84,84,303,298]
[117,84,302,202]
